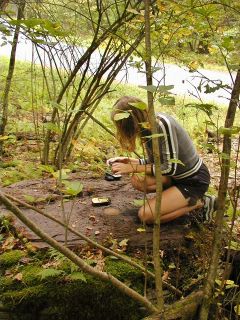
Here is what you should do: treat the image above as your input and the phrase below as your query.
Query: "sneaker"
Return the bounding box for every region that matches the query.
[202,195,217,221]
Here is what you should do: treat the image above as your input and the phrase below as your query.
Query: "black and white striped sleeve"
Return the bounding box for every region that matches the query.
[154,115,178,176]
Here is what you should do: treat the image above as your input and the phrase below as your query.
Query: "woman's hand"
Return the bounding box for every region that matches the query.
[111,162,137,175]
[112,162,152,175]
[106,157,139,166]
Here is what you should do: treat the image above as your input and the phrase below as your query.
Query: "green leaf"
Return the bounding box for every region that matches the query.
[139,121,150,129]
[222,36,234,51]
[158,85,174,93]
[221,153,230,160]
[185,103,218,117]
[152,66,161,73]
[129,101,147,110]
[52,169,70,180]
[168,263,176,269]
[219,126,240,136]
[158,96,175,105]
[50,101,65,112]
[139,85,157,93]
[225,279,238,289]
[66,272,87,282]
[169,159,185,166]
[126,8,141,15]
[132,199,144,207]
[39,164,55,174]
[38,268,64,280]
[113,112,130,121]
[108,255,119,260]
[234,305,240,316]
[0,135,10,141]
[43,122,61,134]
[119,239,129,247]
[63,181,83,196]
[9,18,68,37]
[23,195,36,203]
[225,241,240,251]
[215,279,222,286]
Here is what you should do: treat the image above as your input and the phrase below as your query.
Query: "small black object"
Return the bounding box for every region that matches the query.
[104,172,122,181]
[92,197,111,206]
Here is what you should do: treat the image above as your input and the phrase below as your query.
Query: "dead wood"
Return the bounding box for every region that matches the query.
[143,290,204,320]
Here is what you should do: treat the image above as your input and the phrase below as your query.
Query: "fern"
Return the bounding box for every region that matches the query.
[66,272,87,282]
[38,268,64,280]
[48,248,65,260]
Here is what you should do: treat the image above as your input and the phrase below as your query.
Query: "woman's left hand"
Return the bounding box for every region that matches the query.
[111,162,136,174]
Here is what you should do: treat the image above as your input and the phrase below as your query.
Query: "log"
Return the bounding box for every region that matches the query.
[143,291,204,320]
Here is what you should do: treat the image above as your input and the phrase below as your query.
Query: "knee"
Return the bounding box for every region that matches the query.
[138,206,154,224]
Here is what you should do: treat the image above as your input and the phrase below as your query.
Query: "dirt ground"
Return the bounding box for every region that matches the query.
[0,172,200,250]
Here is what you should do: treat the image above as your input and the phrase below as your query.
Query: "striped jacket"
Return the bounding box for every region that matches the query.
[139,113,202,180]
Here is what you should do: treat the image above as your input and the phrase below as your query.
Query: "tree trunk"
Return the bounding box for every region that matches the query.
[0,0,9,10]
[144,0,164,311]
[0,0,25,155]
[199,69,240,319]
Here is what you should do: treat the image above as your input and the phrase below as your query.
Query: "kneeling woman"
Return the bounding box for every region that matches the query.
[108,96,215,224]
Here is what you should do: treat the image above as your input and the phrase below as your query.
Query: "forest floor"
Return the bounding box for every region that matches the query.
[0,173,145,248]
[0,149,239,252]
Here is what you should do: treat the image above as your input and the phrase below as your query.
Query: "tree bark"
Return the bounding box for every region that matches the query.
[0,0,25,155]
[143,291,204,320]
[199,69,240,319]
[0,0,9,10]
[144,0,164,311]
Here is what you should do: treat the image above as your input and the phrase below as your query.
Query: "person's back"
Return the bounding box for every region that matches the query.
[156,112,202,179]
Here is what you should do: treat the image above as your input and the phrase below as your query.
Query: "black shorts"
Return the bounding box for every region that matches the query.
[172,163,210,206]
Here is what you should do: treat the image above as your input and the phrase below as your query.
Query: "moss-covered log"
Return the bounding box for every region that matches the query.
[0,252,147,320]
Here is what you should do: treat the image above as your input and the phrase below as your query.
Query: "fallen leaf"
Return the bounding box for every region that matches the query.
[5,270,12,276]
[95,231,100,235]
[19,257,31,264]
[14,272,23,281]
[162,271,169,281]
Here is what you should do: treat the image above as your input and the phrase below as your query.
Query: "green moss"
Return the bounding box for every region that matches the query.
[0,252,148,320]
[1,284,46,307]
[0,250,25,268]
[21,265,43,285]
[0,276,15,292]
[105,258,143,281]
[1,277,145,320]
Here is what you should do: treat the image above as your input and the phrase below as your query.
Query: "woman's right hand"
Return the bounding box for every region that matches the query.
[106,157,139,166]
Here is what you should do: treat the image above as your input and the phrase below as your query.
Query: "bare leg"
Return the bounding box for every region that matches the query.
[138,186,203,224]
[131,174,171,193]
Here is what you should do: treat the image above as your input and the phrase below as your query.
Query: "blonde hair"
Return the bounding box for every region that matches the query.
[111,96,149,151]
